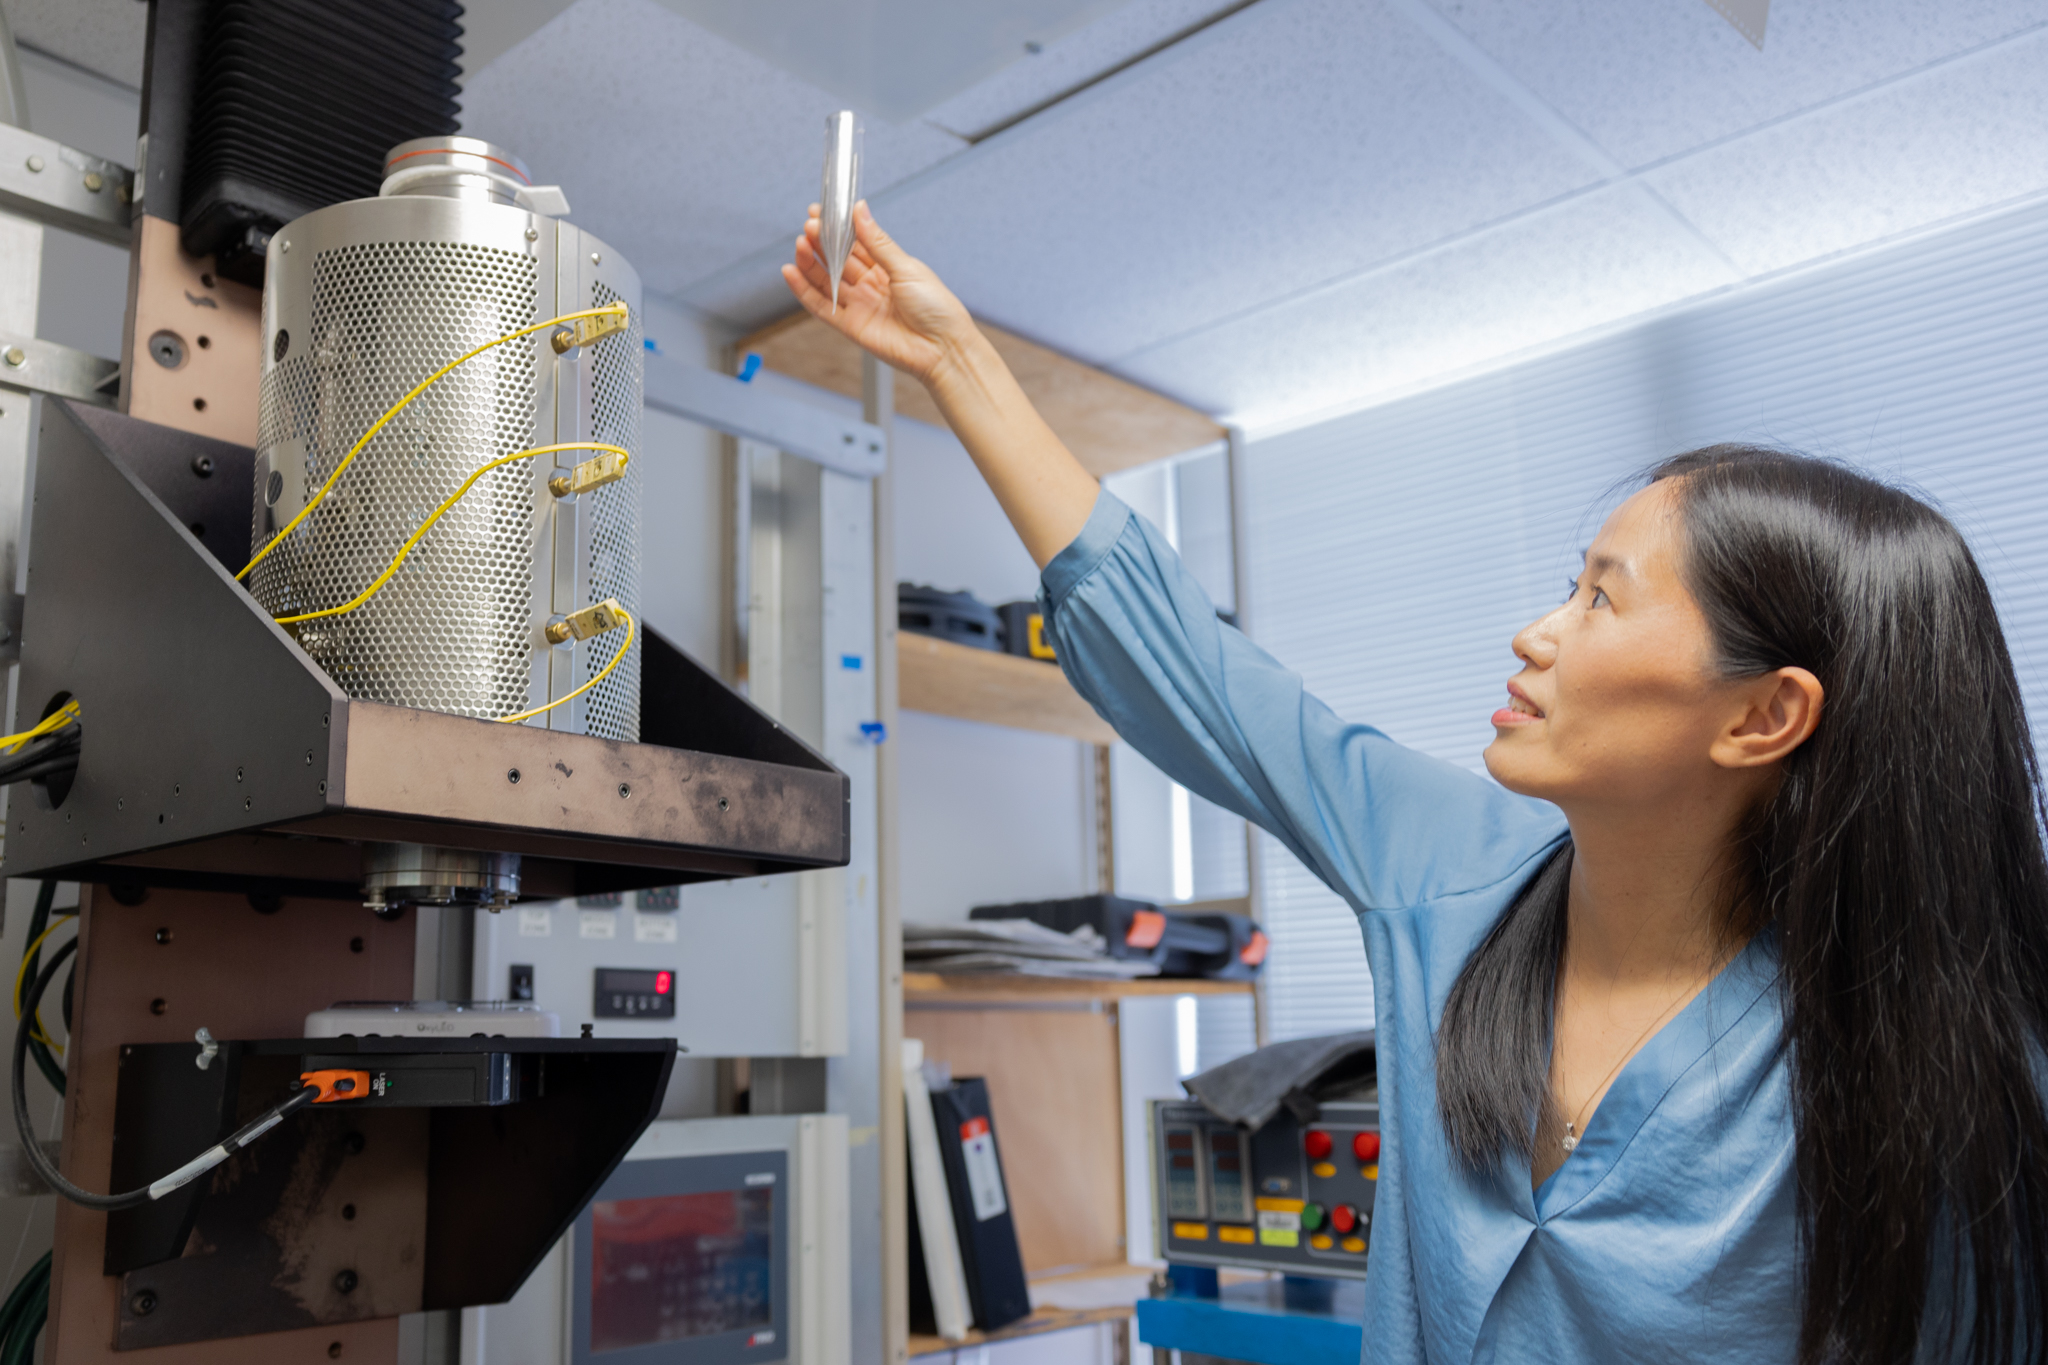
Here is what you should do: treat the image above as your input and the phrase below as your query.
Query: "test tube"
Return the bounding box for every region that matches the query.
[820,111,862,311]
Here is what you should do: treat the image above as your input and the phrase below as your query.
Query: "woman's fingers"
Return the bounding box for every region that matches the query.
[792,235,836,295]
[852,201,915,273]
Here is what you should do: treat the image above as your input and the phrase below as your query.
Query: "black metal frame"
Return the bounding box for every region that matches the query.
[107,1035,674,1348]
[5,401,850,899]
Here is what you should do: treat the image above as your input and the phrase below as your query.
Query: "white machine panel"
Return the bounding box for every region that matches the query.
[473,880,846,1058]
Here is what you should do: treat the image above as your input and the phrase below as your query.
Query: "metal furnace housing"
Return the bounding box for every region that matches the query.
[249,136,643,741]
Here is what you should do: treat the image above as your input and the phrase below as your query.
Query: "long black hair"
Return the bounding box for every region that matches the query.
[1435,445,2048,1364]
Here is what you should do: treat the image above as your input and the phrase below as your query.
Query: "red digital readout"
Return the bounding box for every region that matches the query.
[655,971,673,995]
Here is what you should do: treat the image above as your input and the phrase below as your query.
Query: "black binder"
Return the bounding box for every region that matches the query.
[926,1077,1031,1331]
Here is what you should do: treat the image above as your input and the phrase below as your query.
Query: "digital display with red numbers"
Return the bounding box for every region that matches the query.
[594,967,677,1019]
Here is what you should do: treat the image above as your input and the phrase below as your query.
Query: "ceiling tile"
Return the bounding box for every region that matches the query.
[1644,29,2048,275]
[1114,181,1739,429]
[871,0,1597,365]
[921,0,1247,139]
[458,0,965,299]
[650,0,1139,124]
[1428,0,2048,169]
[4,0,144,91]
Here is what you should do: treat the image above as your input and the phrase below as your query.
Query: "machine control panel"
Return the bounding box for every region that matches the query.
[594,967,677,1019]
[1149,1098,1379,1280]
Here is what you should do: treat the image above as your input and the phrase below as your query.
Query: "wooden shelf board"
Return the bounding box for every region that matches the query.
[740,312,1224,478]
[903,971,1254,1002]
[907,1305,1134,1359]
[899,633,1117,746]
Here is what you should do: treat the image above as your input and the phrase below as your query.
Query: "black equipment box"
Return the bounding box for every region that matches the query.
[1149,1098,1379,1281]
[972,895,1269,980]
[995,600,1057,662]
[899,584,1001,651]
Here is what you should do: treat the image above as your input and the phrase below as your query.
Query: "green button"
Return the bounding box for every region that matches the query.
[1301,1202,1325,1232]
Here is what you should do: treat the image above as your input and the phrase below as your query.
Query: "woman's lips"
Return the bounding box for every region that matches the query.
[1492,689,1545,727]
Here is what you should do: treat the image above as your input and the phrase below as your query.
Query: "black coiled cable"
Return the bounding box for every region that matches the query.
[12,938,318,1210]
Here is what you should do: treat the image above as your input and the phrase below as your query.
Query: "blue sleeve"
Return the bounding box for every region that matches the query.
[1040,490,1566,914]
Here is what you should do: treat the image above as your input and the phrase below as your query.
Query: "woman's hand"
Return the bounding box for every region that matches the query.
[780,200,1100,567]
[781,202,975,388]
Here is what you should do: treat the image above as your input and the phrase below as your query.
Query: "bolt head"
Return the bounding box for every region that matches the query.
[24,155,42,173]
[83,171,104,193]
[129,1290,157,1316]
[590,252,602,265]
[3,348,24,368]
[525,226,539,241]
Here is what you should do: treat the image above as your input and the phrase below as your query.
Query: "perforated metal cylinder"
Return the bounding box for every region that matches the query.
[250,142,641,740]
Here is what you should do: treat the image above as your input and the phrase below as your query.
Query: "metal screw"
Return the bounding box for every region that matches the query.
[116,184,129,204]
[508,768,521,784]
[3,348,23,368]
[525,226,538,242]
[318,780,326,794]
[333,1269,358,1294]
[618,782,631,799]
[83,171,103,193]
[236,767,244,782]
[154,928,172,945]
[590,252,601,265]
[243,796,252,811]
[718,797,730,812]
[191,454,214,477]
[129,1290,156,1316]
[24,155,42,173]
[117,798,124,810]
[305,749,313,765]
[280,240,290,254]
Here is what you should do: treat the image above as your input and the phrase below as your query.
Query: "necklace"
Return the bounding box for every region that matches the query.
[1556,977,1704,1154]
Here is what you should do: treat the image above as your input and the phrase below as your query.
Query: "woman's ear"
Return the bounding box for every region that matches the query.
[1711,667,1824,769]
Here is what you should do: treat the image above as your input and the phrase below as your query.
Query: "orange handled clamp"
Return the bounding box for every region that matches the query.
[300,1069,372,1103]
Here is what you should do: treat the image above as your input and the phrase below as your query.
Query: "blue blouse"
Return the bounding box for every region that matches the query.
[1039,490,1799,1364]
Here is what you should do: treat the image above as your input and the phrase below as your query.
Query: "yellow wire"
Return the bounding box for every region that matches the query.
[237,302,631,584]
[13,914,75,1055]
[498,607,635,725]
[0,700,80,756]
[271,444,630,627]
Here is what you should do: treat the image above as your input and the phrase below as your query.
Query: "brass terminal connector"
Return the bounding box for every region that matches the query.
[548,449,629,498]
[544,597,629,646]
[549,303,630,354]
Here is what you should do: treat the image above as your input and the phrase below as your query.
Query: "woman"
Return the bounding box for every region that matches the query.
[785,206,2048,1363]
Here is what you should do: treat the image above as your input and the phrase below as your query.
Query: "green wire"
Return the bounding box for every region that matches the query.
[0,1252,50,1365]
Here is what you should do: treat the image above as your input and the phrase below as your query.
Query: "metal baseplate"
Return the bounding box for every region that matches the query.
[3,400,851,900]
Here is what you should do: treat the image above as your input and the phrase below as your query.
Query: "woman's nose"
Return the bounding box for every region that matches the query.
[1512,608,1562,668]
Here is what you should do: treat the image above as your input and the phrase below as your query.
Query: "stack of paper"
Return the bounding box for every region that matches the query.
[903,918,1161,979]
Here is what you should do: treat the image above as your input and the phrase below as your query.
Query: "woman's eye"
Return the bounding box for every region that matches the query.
[1590,587,1611,608]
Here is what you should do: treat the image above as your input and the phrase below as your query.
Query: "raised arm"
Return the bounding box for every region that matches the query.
[782,203,1097,567]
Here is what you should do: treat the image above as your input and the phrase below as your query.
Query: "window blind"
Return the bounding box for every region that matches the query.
[1241,194,2048,1041]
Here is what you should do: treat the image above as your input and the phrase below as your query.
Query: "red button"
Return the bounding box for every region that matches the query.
[1330,1204,1357,1234]
[1353,1131,1381,1162]
[1303,1130,1333,1160]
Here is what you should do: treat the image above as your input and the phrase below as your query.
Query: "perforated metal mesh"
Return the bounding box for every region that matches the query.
[579,279,641,742]
[253,241,541,720]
